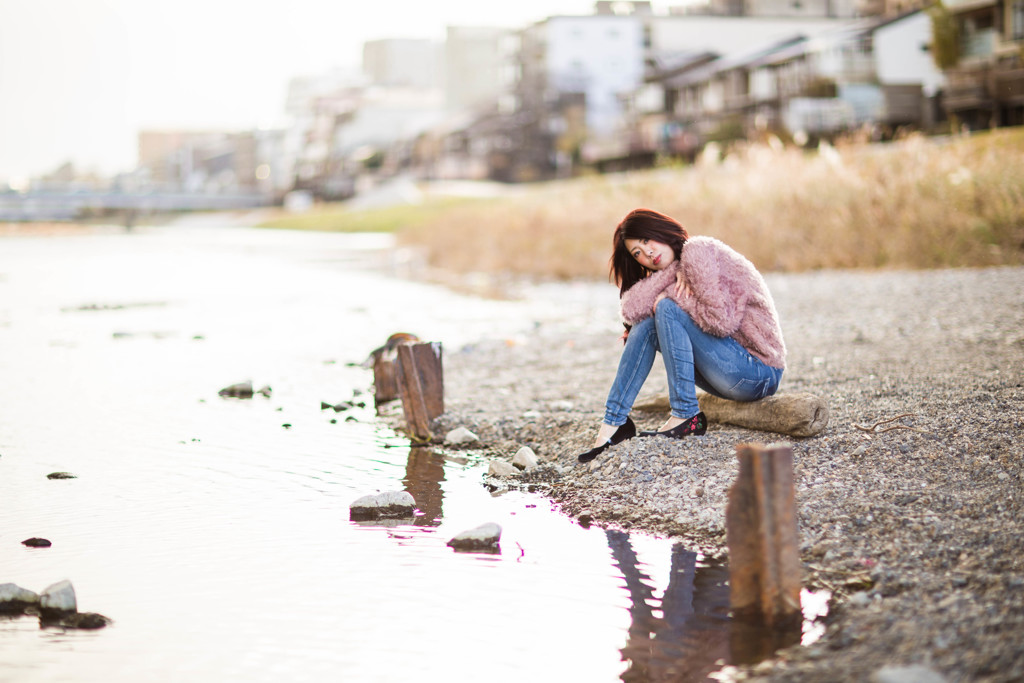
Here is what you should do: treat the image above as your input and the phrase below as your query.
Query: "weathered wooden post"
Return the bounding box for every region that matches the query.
[372,352,400,406]
[395,341,444,442]
[371,332,420,408]
[726,442,801,629]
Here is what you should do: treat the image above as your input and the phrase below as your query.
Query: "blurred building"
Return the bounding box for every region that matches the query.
[136,129,286,198]
[444,26,509,112]
[939,0,1024,128]
[362,38,442,88]
[617,9,946,158]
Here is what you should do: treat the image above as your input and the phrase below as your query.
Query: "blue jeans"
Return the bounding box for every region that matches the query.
[603,298,783,426]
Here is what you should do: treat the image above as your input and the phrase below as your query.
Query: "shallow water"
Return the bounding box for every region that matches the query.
[0,223,821,682]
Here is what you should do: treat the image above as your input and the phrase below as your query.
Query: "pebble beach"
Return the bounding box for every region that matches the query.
[420,265,1024,682]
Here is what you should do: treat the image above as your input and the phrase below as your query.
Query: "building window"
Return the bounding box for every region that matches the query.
[1013,1,1024,40]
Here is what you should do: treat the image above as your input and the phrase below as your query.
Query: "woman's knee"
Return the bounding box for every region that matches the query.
[654,297,696,329]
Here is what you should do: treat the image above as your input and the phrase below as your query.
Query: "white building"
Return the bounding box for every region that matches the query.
[539,14,647,134]
[873,9,945,98]
[362,39,441,89]
[444,26,509,112]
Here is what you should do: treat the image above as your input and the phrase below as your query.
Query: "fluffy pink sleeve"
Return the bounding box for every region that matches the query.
[619,265,678,325]
[674,237,750,336]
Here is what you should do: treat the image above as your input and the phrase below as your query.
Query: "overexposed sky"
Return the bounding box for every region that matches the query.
[0,0,637,183]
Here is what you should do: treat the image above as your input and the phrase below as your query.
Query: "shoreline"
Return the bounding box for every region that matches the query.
[420,265,1024,682]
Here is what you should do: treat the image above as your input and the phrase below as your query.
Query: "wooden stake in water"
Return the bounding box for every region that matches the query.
[726,442,801,628]
[373,353,400,406]
[395,341,444,442]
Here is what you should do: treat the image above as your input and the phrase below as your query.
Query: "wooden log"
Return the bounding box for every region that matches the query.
[395,341,444,442]
[633,391,829,437]
[725,442,801,629]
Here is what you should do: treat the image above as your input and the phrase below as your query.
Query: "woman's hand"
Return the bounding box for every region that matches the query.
[674,272,692,300]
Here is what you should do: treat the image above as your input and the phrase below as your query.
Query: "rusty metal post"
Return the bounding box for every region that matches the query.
[395,341,444,442]
[726,442,801,628]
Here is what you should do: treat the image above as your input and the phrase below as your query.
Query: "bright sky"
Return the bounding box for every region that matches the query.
[0,0,636,184]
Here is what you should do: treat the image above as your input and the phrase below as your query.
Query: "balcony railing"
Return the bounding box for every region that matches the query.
[994,68,1024,103]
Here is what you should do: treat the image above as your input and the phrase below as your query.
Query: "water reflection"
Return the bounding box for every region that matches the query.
[402,447,446,527]
[607,530,801,682]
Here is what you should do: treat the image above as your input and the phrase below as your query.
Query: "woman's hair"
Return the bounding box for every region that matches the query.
[610,208,689,294]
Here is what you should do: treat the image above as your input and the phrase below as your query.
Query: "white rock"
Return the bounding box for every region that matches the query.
[39,580,76,613]
[548,400,573,411]
[872,665,948,683]
[488,460,517,477]
[511,447,539,471]
[447,522,502,550]
[522,410,542,420]
[0,583,38,607]
[444,427,479,445]
[349,490,416,519]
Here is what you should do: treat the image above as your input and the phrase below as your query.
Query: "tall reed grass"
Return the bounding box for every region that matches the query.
[395,128,1024,281]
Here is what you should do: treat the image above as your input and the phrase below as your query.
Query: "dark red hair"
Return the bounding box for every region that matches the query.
[610,209,689,295]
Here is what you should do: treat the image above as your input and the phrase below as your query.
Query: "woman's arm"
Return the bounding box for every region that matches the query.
[620,266,678,325]
[674,238,753,337]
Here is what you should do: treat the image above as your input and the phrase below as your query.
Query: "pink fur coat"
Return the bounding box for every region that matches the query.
[619,236,787,369]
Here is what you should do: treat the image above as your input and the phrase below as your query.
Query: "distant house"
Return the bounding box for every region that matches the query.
[872,9,947,129]
[619,9,946,158]
[940,0,1024,128]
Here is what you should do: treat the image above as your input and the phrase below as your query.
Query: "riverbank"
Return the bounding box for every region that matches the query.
[415,266,1024,682]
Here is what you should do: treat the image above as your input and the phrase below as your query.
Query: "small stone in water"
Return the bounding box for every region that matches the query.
[46,612,112,629]
[0,584,39,612]
[39,580,76,614]
[447,522,501,550]
[22,538,51,548]
[218,381,254,398]
[46,472,76,480]
[349,491,416,520]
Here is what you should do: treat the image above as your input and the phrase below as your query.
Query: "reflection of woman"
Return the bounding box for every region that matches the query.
[579,209,787,463]
[606,530,731,682]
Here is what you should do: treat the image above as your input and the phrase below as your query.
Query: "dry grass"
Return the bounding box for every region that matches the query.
[395,128,1024,281]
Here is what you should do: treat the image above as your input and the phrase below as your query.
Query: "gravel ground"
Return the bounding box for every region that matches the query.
[419,266,1024,683]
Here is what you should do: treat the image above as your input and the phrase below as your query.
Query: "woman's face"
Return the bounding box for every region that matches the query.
[625,238,675,271]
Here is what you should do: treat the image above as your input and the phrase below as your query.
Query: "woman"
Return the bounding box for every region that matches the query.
[578,208,786,463]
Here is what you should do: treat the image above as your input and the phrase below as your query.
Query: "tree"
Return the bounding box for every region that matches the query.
[928,0,960,70]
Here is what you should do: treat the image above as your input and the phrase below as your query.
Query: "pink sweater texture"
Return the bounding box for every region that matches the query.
[619,236,787,369]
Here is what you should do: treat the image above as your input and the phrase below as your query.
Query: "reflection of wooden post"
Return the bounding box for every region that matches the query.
[726,443,801,628]
[395,341,444,442]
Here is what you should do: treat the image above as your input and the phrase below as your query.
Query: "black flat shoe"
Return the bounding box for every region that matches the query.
[639,412,707,439]
[577,417,636,463]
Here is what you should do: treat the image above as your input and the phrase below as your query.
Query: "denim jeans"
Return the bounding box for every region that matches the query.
[603,298,783,425]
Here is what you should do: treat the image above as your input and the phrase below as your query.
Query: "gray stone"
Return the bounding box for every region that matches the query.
[447,522,501,550]
[349,491,416,520]
[39,580,76,614]
[511,446,539,470]
[871,665,948,683]
[0,583,39,612]
[444,427,479,445]
[488,460,517,477]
